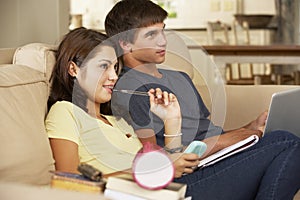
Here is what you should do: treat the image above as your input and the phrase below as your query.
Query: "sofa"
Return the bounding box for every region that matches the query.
[0,43,299,198]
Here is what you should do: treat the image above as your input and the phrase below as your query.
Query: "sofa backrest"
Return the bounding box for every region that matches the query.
[0,48,16,65]
[0,64,55,185]
[0,43,56,185]
[159,32,213,111]
[158,31,194,79]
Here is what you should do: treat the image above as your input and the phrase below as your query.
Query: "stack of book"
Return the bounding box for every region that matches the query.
[104,176,188,200]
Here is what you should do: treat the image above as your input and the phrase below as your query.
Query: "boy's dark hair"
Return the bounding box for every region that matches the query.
[105,0,168,44]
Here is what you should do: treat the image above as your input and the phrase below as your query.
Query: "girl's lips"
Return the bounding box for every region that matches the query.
[103,85,114,94]
[157,50,166,56]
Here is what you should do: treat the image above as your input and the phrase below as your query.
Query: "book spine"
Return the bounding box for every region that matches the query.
[51,176,104,193]
[52,175,103,186]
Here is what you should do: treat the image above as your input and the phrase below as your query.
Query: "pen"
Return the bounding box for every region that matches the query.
[113,89,149,96]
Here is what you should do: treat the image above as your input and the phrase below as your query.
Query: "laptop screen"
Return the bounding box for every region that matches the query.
[264,87,300,137]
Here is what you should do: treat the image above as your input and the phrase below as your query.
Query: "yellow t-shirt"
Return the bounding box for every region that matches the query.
[45,101,142,174]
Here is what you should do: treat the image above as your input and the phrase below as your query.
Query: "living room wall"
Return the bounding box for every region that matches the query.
[0,0,69,48]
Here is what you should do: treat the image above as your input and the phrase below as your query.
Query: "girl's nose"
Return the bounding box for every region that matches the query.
[108,67,118,81]
[108,76,118,81]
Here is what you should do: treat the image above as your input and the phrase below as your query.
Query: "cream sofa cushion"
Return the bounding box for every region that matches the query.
[0,64,55,185]
[13,43,56,81]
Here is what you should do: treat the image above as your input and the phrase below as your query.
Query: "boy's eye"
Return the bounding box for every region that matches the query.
[146,31,157,38]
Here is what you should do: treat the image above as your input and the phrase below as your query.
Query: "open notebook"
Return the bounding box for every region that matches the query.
[198,135,259,168]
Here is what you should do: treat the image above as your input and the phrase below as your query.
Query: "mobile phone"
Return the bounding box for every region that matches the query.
[184,141,207,157]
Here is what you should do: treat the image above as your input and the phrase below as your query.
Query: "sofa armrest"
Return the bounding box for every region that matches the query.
[0,48,16,65]
[223,85,299,131]
[194,84,298,131]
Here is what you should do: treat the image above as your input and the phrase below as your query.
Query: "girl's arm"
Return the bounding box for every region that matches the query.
[49,138,80,173]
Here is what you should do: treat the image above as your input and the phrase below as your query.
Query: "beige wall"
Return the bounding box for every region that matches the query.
[0,0,69,48]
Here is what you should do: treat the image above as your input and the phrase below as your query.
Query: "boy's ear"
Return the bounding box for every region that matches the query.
[119,40,132,53]
[68,61,79,77]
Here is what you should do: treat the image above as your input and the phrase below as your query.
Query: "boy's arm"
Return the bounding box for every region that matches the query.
[242,111,268,131]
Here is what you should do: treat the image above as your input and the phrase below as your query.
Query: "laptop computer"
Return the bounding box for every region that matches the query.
[264,87,300,137]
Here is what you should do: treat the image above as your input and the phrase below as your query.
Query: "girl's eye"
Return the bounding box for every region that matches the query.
[114,63,119,72]
[99,63,109,70]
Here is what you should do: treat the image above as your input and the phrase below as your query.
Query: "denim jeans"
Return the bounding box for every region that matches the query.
[174,131,300,200]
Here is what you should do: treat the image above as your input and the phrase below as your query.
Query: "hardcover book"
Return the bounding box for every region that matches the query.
[104,176,187,200]
[50,171,105,194]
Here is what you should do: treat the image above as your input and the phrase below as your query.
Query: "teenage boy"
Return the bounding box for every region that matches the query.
[105,0,262,148]
[105,1,300,199]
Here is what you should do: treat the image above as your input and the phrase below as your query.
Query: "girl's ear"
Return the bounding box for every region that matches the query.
[68,61,79,77]
[119,40,132,53]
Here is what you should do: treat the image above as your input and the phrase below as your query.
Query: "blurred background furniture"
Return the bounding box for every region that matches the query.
[206,20,274,85]
[234,14,275,29]
[271,0,300,85]
[230,19,255,84]
[231,19,274,85]
[201,44,300,85]
[207,21,230,45]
